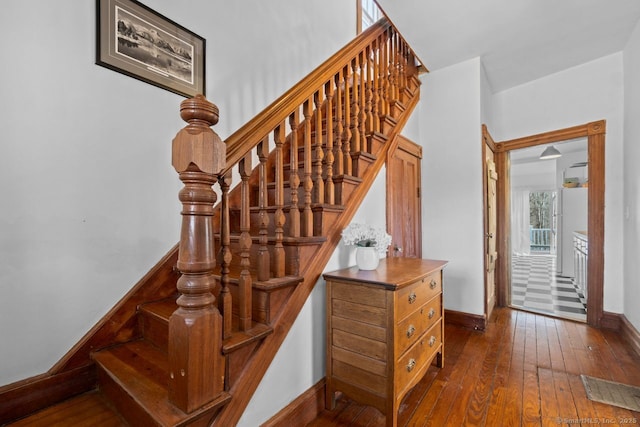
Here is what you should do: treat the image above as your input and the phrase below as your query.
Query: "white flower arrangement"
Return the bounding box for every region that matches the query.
[341,223,392,254]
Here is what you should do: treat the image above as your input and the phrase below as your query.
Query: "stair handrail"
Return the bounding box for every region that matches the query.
[221,17,414,176]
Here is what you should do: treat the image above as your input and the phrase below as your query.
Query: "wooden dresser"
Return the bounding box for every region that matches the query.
[323,258,448,427]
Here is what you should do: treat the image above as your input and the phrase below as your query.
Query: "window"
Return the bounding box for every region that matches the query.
[358,0,382,34]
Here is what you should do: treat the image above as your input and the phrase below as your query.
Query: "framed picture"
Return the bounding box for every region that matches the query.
[96,0,205,98]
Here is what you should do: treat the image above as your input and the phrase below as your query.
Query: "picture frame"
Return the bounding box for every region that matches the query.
[96,0,205,98]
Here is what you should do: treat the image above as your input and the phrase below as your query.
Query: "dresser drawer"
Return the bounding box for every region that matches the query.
[395,320,442,395]
[396,272,441,322]
[394,295,441,356]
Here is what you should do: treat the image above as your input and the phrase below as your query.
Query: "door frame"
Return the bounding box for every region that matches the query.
[482,125,497,322]
[493,120,606,327]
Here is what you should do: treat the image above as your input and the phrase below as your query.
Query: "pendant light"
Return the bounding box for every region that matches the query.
[539,145,561,160]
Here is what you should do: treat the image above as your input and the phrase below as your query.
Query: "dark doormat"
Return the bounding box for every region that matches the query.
[581,374,640,412]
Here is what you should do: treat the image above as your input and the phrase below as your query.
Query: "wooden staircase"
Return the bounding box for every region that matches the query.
[1,18,423,427]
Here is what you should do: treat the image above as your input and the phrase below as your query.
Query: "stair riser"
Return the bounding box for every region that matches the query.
[229,283,296,325]
[97,366,158,427]
[139,313,169,355]
[97,364,220,427]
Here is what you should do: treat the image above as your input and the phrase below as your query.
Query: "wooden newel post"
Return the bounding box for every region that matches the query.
[169,95,226,413]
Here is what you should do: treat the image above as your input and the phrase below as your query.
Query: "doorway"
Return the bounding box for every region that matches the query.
[509,140,587,322]
[387,135,422,258]
[493,120,605,328]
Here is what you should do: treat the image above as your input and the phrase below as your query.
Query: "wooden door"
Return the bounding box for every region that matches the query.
[483,126,498,320]
[387,135,422,258]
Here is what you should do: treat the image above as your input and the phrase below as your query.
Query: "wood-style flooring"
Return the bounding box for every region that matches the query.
[309,307,640,426]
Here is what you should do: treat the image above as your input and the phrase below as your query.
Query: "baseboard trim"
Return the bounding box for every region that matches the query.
[584,310,640,358]
[261,379,326,427]
[619,313,640,358]
[445,309,486,331]
[0,364,96,425]
[600,310,622,330]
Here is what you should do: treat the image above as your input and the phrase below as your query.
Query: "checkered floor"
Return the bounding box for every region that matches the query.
[511,254,587,322]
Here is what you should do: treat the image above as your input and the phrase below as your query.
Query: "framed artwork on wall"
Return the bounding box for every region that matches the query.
[96,0,205,98]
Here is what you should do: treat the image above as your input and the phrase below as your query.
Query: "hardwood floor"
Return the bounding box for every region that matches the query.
[309,307,640,426]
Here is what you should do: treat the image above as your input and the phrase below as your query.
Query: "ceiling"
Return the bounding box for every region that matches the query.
[510,138,587,164]
[377,0,640,93]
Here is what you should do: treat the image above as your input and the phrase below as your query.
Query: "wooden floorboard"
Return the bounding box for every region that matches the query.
[310,307,640,426]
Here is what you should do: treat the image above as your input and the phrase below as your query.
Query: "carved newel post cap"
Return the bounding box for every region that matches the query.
[180,94,219,127]
[172,94,226,175]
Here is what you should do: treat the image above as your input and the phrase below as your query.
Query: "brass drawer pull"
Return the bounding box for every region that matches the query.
[428,308,436,319]
[407,358,416,372]
[429,336,437,347]
[408,291,416,304]
[407,325,416,338]
[430,279,438,289]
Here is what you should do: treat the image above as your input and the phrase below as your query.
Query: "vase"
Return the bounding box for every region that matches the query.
[356,246,379,270]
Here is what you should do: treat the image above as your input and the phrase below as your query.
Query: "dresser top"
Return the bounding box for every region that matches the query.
[323,258,448,290]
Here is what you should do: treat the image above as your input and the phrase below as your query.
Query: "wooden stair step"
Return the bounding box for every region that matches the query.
[7,390,128,427]
[93,340,230,427]
[222,322,272,355]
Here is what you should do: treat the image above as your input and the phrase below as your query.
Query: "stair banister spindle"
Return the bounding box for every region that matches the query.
[371,39,380,134]
[302,97,314,236]
[273,123,286,277]
[219,170,232,339]
[288,110,301,238]
[238,153,253,331]
[324,80,335,205]
[334,70,344,177]
[400,40,408,100]
[358,51,367,153]
[350,57,361,156]
[169,94,225,413]
[313,90,325,204]
[364,45,375,140]
[257,137,271,281]
[378,32,387,120]
[390,29,399,105]
[342,65,352,176]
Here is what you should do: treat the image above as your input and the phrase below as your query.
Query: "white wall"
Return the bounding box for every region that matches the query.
[510,160,556,191]
[0,0,354,387]
[492,53,626,313]
[419,58,486,316]
[480,62,496,131]
[623,20,640,331]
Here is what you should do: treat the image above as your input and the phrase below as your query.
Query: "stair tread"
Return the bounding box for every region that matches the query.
[222,322,273,355]
[139,297,177,321]
[93,340,230,425]
[7,390,128,427]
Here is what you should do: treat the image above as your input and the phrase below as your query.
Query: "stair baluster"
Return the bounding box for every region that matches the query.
[333,70,344,178]
[302,98,314,236]
[371,39,381,134]
[238,154,253,331]
[288,110,301,238]
[389,29,399,113]
[342,65,353,177]
[324,80,335,205]
[313,91,325,205]
[350,57,361,162]
[364,45,374,146]
[257,137,271,281]
[379,30,390,126]
[219,170,233,339]
[273,123,286,277]
[358,52,367,153]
